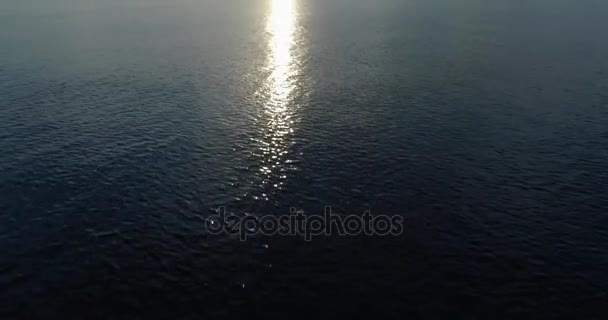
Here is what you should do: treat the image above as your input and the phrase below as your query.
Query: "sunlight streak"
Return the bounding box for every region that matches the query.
[252,0,299,200]
[268,0,296,110]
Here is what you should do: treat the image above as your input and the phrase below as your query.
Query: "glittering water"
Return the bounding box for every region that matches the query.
[1,0,608,318]
[249,0,302,201]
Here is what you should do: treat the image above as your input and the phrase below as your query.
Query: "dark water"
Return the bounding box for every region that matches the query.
[2,0,608,318]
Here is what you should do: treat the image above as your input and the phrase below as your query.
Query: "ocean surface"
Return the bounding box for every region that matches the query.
[1,0,608,318]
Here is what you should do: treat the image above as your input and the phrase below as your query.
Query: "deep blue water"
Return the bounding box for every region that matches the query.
[1,0,608,318]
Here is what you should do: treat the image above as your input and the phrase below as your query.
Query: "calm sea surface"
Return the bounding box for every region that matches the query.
[1,0,608,318]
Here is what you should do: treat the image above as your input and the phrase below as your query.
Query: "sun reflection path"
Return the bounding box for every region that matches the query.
[253,0,300,201]
[268,0,296,108]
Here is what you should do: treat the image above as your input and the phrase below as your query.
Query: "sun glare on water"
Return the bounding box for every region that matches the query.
[251,0,300,200]
[267,0,296,108]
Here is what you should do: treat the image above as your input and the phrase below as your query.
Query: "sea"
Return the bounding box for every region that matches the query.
[1,0,608,318]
